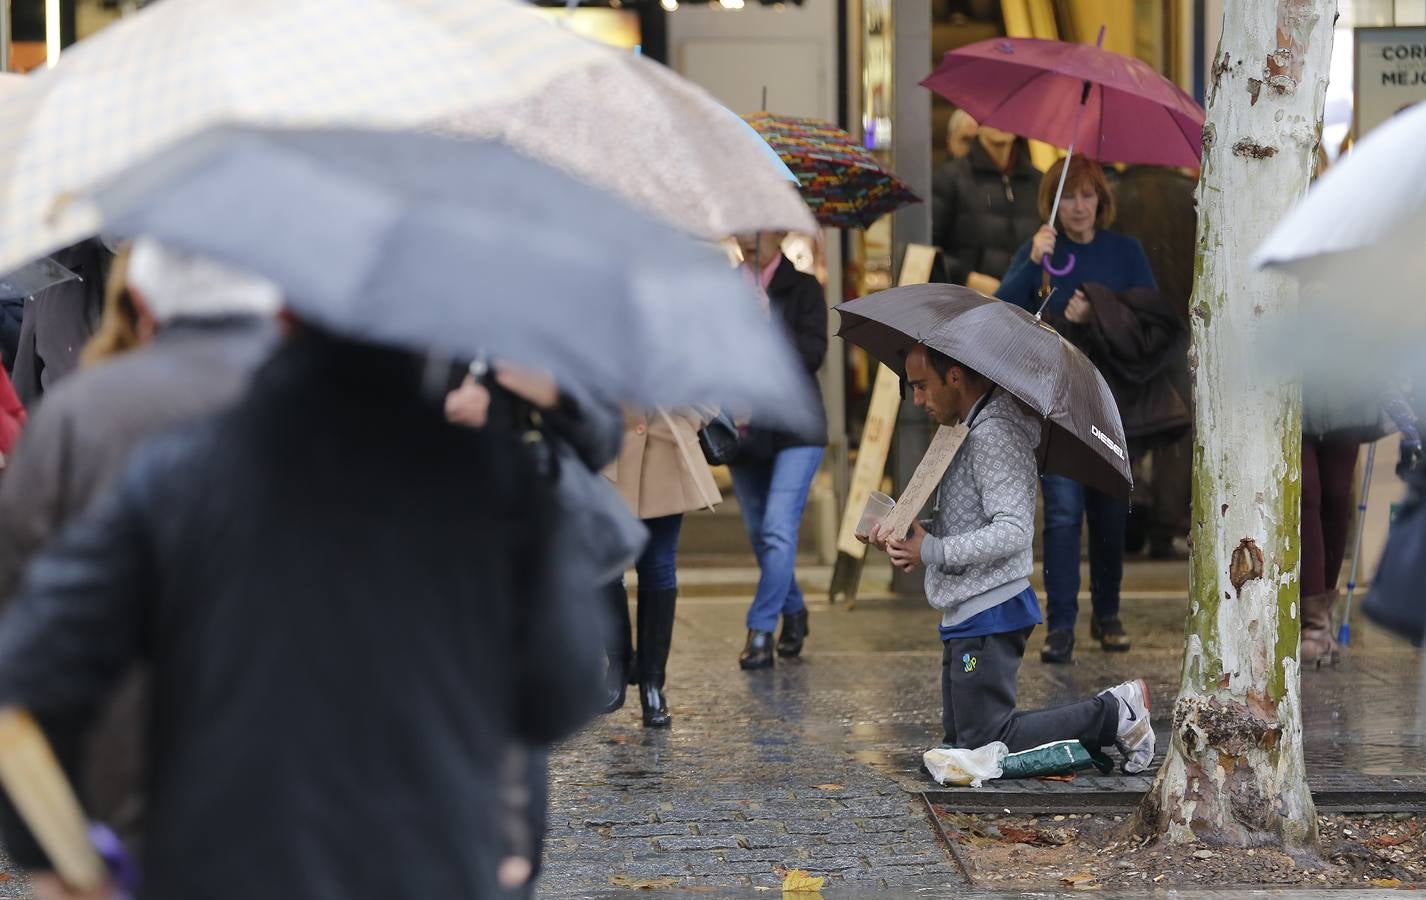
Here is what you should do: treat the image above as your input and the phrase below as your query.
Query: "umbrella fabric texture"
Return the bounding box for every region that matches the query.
[836,284,1132,498]
[921,37,1205,167]
[1252,101,1426,388]
[83,125,818,433]
[436,54,814,241]
[0,257,78,301]
[743,112,920,229]
[0,0,612,277]
[1254,99,1426,302]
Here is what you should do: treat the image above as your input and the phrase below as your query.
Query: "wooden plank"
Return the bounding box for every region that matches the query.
[833,243,938,559]
[0,707,107,891]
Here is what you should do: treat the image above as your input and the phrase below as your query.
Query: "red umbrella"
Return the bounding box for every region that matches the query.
[921,30,1205,169]
[922,28,1205,309]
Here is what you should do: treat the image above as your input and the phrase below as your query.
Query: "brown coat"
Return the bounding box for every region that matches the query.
[605,409,721,520]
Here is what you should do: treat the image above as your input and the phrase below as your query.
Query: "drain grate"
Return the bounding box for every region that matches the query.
[926,775,1426,815]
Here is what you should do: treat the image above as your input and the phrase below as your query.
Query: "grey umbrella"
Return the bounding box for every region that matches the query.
[836,284,1132,498]
[81,125,815,432]
[0,257,78,300]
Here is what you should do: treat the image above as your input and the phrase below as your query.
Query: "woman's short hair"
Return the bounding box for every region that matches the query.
[1038,156,1116,230]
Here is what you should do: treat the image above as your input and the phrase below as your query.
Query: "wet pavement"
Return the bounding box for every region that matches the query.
[540,561,1426,897]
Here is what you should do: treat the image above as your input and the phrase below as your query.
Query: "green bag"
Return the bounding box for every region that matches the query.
[998,740,1114,779]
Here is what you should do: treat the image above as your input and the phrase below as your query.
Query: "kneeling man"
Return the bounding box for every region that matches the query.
[871,345,1154,771]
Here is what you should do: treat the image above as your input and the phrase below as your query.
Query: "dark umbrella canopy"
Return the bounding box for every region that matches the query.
[0,257,78,300]
[82,125,817,433]
[835,284,1132,498]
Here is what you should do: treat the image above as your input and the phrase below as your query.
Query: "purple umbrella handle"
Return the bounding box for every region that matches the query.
[88,822,140,897]
[1043,252,1076,278]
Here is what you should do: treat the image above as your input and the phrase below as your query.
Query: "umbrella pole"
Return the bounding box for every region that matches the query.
[1337,441,1377,649]
[1034,26,1106,320]
[1032,122,1080,320]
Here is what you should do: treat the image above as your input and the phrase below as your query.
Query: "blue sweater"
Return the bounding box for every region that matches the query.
[995,229,1157,316]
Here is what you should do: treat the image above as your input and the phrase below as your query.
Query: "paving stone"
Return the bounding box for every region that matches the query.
[652,835,744,852]
[712,848,798,863]
[691,820,786,838]
[540,586,1423,897]
[781,821,865,836]
[606,822,693,838]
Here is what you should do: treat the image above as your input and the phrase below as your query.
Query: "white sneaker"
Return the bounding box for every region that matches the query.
[1108,678,1155,774]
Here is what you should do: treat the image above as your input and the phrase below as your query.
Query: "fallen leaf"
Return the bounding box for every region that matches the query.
[813,784,844,791]
[1038,773,1077,782]
[1369,834,1412,848]
[1370,879,1404,888]
[781,869,825,893]
[999,825,1072,847]
[609,875,678,890]
[1061,872,1099,889]
[0,873,11,883]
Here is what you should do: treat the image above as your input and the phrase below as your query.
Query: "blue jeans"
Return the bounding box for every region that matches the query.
[1041,474,1130,633]
[730,446,824,633]
[631,514,683,592]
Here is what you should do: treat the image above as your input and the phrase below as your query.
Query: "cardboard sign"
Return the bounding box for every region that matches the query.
[833,243,939,558]
[880,422,968,540]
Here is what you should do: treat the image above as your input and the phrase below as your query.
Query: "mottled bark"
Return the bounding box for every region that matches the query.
[1139,0,1336,849]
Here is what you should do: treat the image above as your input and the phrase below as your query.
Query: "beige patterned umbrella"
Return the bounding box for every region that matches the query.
[0,0,609,276]
[436,52,816,240]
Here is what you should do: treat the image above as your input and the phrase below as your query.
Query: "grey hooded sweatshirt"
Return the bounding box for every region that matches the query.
[918,389,1040,629]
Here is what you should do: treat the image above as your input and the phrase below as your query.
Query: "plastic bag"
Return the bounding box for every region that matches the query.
[923,742,1007,786]
[999,740,1113,779]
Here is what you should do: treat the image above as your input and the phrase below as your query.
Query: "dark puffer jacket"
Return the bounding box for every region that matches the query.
[931,140,1043,285]
[743,255,827,456]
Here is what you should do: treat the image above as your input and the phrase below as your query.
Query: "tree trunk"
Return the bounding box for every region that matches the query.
[1139,0,1336,849]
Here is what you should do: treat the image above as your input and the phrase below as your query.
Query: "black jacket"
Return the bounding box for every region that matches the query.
[1048,283,1191,445]
[11,239,109,404]
[1109,166,1197,414]
[0,331,606,900]
[931,141,1043,284]
[747,255,827,455]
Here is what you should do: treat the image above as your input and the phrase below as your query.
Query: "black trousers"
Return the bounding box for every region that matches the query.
[941,627,1117,752]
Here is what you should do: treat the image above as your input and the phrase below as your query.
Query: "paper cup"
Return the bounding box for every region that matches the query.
[855,490,896,539]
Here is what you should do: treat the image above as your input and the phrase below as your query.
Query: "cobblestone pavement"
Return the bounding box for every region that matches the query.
[541,563,1426,897]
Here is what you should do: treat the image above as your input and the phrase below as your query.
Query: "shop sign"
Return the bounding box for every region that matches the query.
[1355,25,1426,137]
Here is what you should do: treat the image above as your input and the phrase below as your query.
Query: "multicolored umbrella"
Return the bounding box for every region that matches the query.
[743,112,920,230]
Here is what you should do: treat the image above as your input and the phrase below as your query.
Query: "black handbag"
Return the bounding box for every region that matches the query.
[697,411,741,466]
[1361,466,1425,646]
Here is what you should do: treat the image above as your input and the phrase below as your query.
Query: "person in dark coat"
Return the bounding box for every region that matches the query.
[444,360,623,896]
[730,231,827,670]
[11,238,111,405]
[931,126,1042,296]
[0,240,280,870]
[0,323,606,900]
[1109,165,1197,559]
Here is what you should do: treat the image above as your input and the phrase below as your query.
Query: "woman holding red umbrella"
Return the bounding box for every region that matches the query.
[996,157,1157,665]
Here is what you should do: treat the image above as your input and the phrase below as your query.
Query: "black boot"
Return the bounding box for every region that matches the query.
[601,582,632,714]
[636,589,677,727]
[776,610,809,658]
[1039,629,1075,664]
[739,630,775,670]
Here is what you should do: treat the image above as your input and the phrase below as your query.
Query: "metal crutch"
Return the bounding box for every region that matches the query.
[1337,442,1378,650]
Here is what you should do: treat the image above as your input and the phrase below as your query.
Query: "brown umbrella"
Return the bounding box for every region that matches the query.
[835,284,1132,498]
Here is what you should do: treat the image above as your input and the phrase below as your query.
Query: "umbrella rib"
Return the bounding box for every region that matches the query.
[1167,106,1201,164]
